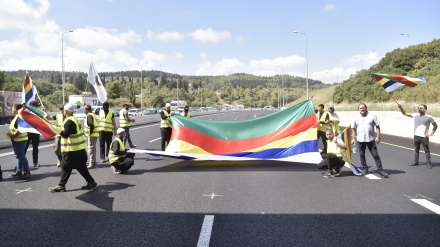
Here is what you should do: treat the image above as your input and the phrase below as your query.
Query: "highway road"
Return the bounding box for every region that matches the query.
[1,110,439,246]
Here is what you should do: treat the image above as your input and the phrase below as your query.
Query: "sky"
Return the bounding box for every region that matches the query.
[0,0,439,84]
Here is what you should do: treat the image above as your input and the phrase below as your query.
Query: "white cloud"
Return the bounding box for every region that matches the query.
[195,58,245,75]
[199,53,208,59]
[339,52,381,69]
[174,52,184,59]
[324,4,336,11]
[249,55,305,74]
[0,0,51,31]
[189,28,231,43]
[69,27,142,49]
[236,35,248,42]
[146,31,185,42]
[142,50,166,62]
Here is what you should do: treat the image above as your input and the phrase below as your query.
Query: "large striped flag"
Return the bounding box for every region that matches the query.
[18,105,62,139]
[339,126,363,176]
[22,71,37,106]
[373,73,426,93]
[88,61,107,103]
[134,99,322,163]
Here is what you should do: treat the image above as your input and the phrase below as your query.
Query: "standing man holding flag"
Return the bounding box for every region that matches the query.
[397,104,437,168]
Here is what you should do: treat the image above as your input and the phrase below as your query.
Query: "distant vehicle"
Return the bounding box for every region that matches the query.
[73,106,102,119]
[0,91,22,124]
[176,107,185,114]
[113,108,121,117]
[128,109,142,116]
[143,108,157,115]
[68,95,101,108]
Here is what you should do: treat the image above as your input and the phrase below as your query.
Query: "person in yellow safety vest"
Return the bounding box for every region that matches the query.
[119,103,136,148]
[7,104,31,180]
[160,103,174,151]
[316,104,330,156]
[49,103,97,193]
[180,105,191,117]
[328,106,340,136]
[98,102,116,163]
[44,105,65,167]
[322,128,348,178]
[84,105,99,169]
[109,128,136,174]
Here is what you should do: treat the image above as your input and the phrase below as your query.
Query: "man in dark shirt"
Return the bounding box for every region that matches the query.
[49,103,97,192]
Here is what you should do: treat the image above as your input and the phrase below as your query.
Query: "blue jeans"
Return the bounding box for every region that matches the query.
[12,140,30,174]
[357,141,383,171]
[123,127,133,147]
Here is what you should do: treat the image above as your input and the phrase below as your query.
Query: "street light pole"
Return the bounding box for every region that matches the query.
[140,62,148,109]
[61,30,74,105]
[400,33,410,47]
[275,66,284,107]
[293,31,308,99]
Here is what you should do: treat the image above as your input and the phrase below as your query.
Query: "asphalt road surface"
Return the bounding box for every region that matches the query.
[1,110,439,247]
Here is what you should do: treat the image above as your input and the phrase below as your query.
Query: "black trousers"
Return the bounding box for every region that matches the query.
[414,135,431,163]
[59,149,94,186]
[99,131,113,160]
[112,153,135,172]
[317,130,328,154]
[160,128,172,151]
[25,132,40,163]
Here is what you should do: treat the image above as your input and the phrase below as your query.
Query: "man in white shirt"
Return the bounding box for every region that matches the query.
[351,103,388,177]
[398,104,437,168]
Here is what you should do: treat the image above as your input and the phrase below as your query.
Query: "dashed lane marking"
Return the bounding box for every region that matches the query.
[364,174,381,179]
[411,199,440,215]
[197,215,214,247]
[16,188,33,194]
[381,141,440,157]
[203,193,223,199]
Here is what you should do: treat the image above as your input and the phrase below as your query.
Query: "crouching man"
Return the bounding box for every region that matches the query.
[109,128,136,174]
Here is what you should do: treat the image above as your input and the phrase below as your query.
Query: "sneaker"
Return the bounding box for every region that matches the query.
[378,170,389,178]
[409,162,419,166]
[334,167,342,177]
[49,185,66,193]
[129,145,137,148]
[33,163,40,167]
[57,160,61,167]
[361,169,368,176]
[427,163,433,169]
[111,166,121,174]
[323,171,334,178]
[10,172,22,178]
[87,164,96,169]
[100,159,105,163]
[21,173,31,180]
[81,181,97,190]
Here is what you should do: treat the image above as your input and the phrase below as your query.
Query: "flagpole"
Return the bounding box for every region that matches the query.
[36,93,45,109]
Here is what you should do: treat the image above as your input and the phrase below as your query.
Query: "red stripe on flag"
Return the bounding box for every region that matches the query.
[389,74,418,87]
[170,114,317,154]
[20,110,57,139]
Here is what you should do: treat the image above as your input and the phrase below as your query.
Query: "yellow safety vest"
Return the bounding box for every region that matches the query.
[180,112,191,117]
[55,113,64,138]
[99,110,114,132]
[317,111,329,132]
[84,113,99,137]
[109,137,125,163]
[119,109,131,127]
[160,110,173,128]
[7,116,28,142]
[329,112,340,135]
[326,138,347,161]
[60,116,86,152]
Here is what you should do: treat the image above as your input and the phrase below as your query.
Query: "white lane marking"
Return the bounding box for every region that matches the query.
[411,199,440,215]
[365,174,381,180]
[382,141,440,157]
[416,194,434,200]
[149,137,161,143]
[203,193,223,199]
[0,144,54,157]
[197,215,214,247]
[16,188,33,194]
[404,194,414,199]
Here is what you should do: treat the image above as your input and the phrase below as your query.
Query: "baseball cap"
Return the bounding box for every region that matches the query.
[165,103,171,107]
[64,103,77,112]
[116,127,125,134]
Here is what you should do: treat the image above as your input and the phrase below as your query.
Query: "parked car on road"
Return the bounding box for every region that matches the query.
[128,109,142,116]
[143,108,157,115]
[73,106,102,119]
[113,108,121,117]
